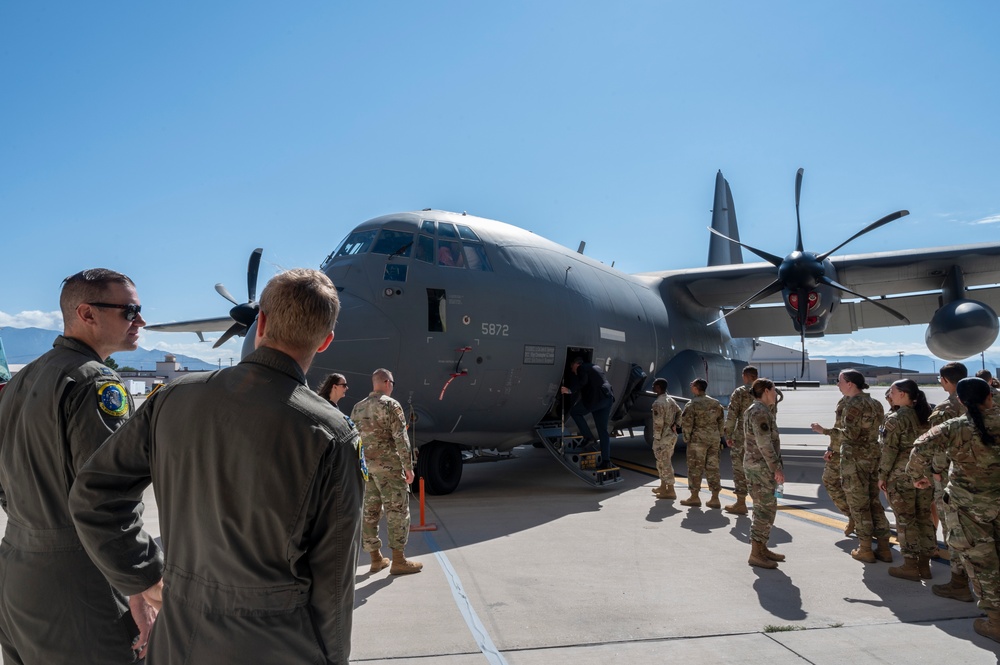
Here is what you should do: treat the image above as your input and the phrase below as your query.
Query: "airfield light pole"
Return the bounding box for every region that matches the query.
[898,351,904,380]
[982,351,987,371]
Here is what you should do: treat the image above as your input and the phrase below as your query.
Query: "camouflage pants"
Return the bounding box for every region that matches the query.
[745,463,777,544]
[840,449,890,540]
[686,440,721,492]
[730,437,747,496]
[652,434,677,485]
[821,452,850,517]
[886,475,935,558]
[948,506,1000,612]
[362,470,411,552]
[936,473,966,575]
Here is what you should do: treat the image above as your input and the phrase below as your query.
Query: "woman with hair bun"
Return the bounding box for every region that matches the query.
[907,377,1000,643]
[878,379,933,582]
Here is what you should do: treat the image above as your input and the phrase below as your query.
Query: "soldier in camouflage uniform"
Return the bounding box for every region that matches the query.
[812,397,853,536]
[821,370,891,564]
[924,361,974,601]
[679,378,725,509]
[877,379,933,581]
[743,379,785,569]
[351,369,423,575]
[907,378,1000,643]
[724,366,758,515]
[649,378,682,500]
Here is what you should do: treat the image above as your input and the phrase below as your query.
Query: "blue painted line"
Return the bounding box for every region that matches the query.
[422,531,508,664]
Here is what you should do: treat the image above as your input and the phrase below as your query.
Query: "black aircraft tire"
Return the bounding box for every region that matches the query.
[417,442,463,495]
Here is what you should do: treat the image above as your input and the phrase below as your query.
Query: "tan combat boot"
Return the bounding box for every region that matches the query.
[654,484,676,499]
[651,480,666,495]
[932,571,974,602]
[763,545,785,562]
[843,517,855,537]
[851,538,877,563]
[875,536,894,563]
[974,610,1000,644]
[724,494,748,515]
[679,490,701,507]
[705,491,721,509]
[917,554,932,580]
[748,541,778,569]
[888,556,921,581]
[369,549,391,573]
[390,550,423,575]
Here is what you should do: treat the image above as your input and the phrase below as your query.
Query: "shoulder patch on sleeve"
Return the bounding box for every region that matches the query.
[97,381,130,417]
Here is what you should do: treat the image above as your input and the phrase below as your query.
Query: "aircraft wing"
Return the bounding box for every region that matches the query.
[145,317,233,334]
[653,242,1000,338]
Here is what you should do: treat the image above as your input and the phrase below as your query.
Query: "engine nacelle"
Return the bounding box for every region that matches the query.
[925,299,999,361]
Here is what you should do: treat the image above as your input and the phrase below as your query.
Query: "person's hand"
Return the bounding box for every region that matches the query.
[823,449,833,462]
[725,438,733,448]
[559,387,571,395]
[810,423,824,434]
[878,479,887,493]
[404,469,415,485]
[774,468,785,485]
[914,477,932,490]
[130,580,163,658]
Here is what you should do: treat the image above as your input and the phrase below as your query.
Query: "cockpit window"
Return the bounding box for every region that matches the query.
[457,225,480,241]
[415,234,435,263]
[437,240,463,267]
[421,220,436,234]
[437,222,459,239]
[333,230,377,258]
[462,243,492,271]
[371,230,414,257]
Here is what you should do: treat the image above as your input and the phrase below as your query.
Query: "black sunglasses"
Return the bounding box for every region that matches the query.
[88,302,142,321]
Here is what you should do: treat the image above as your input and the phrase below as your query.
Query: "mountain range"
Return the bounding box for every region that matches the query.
[813,353,998,375]
[0,327,217,371]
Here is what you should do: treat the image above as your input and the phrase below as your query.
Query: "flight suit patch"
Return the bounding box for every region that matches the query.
[97,382,129,417]
[357,438,370,482]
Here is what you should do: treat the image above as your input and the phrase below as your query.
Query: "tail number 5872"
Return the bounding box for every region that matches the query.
[481,323,509,336]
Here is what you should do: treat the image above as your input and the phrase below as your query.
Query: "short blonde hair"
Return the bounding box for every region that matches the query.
[259,269,339,351]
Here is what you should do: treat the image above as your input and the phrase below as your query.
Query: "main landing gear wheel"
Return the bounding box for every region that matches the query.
[416,441,463,495]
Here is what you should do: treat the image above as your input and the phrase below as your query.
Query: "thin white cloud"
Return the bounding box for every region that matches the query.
[139,331,245,366]
[0,310,63,329]
[970,214,1000,226]
[762,336,1000,362]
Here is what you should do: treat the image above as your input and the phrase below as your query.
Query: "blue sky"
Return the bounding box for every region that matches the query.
[1,2,998,366]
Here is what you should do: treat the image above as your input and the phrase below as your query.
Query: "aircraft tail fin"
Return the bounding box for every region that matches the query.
[0,337,10,383]
[707,170,744,266]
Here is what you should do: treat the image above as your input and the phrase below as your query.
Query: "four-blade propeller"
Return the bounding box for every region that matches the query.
[710,169,911,375]
[212,248,263,348]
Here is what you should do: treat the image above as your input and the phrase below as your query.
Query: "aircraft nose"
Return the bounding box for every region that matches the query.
[327,291,402,369]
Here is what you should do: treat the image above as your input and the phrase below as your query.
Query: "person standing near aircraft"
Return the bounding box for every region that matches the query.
[924,361,975,602]
[649,378,681,500]
[744,378,786,568]
[318,372,349,409]
[820,370,891,565]
[0,268,156,663]
[679,378,725,509]
[723,366,757,515]
[877,379,933,582]
[352,368,423,575]
[975,369,1000,398]
[560,357,616,471]
[70,268,366,663]
[812,397,854,537]
[907,377,1000,644]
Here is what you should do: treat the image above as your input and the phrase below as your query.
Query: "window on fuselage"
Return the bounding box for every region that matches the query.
[371,230,414,257]
[462,243,492,271]
[334,230,377,258]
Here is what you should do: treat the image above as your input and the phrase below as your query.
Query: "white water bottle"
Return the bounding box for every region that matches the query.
[774,483,784,498]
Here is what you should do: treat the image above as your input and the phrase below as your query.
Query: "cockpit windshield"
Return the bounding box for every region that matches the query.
[322,219,492,273]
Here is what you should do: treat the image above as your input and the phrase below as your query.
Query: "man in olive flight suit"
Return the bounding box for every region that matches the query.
[352,368,423,575]
[70,269,366,664]
[0,268,155,664]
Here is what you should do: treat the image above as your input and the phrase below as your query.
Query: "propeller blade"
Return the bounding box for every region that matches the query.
[707,228,784,267]
[800,324,806,378]
[817,210,909,261]
[794,168,804,252]
[213,322,246,349]
[215,283,239,306]
[795,286,810,377]
[247,248,263,303]
[708,279,785,325]
[819,276,911,324]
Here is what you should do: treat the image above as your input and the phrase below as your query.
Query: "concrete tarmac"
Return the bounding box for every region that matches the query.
[351,385,1000,664]
[4,385,997,662]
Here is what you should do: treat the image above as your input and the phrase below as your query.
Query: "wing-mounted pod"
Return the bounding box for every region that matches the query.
[925,265,999,360]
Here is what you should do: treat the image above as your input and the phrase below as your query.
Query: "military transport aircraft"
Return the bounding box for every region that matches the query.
[148,170,1000,494]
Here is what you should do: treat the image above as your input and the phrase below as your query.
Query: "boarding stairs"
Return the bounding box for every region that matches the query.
[533,422,623,489]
